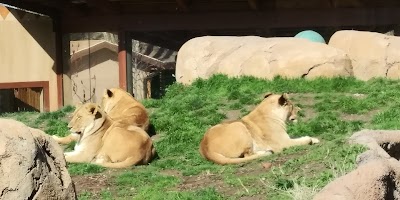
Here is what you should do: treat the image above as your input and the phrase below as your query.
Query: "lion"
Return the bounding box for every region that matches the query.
[199,93,319,165]
[56,103,156,168]
[100,88,149,130]
[53,88,151,145]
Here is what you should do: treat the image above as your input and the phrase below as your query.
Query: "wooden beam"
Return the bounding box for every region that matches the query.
[118,31,127,91]
[131,32,185,50]
[133,52,176,71]
[61,7,400,33]
[0,0,59,17]
[248,0,260,11]
[86,0,120,14]
[176,0,190,12]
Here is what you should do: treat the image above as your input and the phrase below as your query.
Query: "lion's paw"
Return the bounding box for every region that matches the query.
[63,152,69,159]
[311,137,320,144]
[52,135,61,141]
[256,150,273,155]
[94,157,105,164]
[94,155,110,164]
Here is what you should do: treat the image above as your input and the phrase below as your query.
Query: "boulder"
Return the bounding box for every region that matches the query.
[175,36,353,84]
[0,118,77,200]
[314,158,400,200]
[328,30,400,80]
[314,130,400,200]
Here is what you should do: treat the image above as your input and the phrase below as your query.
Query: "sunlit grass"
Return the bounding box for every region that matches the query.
[3,74,400,199]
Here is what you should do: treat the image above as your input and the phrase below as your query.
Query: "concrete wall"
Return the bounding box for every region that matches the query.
[66,41,119,105]
[0,6,58,111]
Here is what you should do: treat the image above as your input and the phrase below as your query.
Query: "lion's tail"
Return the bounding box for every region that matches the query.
[202,151,271,165]
[97,157,142,169]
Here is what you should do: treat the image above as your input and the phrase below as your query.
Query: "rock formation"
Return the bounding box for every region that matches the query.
[176,36,353,84]
[314,130,400,200]
[329,30,400,80]
[0,118,77,200]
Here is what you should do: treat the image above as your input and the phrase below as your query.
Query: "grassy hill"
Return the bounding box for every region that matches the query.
[3,74,400,199]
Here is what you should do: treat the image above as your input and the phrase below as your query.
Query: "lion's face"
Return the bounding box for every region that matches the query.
[261,93,299,122]
[288,105,301,123]
[68,103,104,138]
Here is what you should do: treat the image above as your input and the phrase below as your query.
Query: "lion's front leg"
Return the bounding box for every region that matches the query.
[286,136,320,148]
[64,151,93,163]
[52,134,78,145]
[250,142,274,156]
[253,150,273,156]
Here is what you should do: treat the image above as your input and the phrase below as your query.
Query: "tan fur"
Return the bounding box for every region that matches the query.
[58,103,155,168]
[100,88,149,131]
[199,93,319,165]
[53,88,150,144]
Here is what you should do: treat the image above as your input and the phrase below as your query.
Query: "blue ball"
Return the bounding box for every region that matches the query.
[294,30,326,44]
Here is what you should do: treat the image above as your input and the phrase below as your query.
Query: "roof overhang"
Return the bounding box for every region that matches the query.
[2,0,400,33]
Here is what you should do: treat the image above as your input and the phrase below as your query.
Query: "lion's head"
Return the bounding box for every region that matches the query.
[288,105,301,123]
[68,103,105,140]
[260,93,299,122]
[100,88,137,114]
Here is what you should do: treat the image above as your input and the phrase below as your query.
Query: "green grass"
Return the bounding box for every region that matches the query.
[3,74,400,199]
[68,163,107,175]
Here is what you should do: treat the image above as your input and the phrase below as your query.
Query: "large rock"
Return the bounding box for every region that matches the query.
[175,36,353,84]
[0,119,77,200]
[314,158,400,200]
[328,30,400,80]
[314,130,400,200]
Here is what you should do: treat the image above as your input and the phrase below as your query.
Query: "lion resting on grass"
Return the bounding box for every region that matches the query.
[56,103,155,168]
[53,88,151,145]
[100,88,149,130]
[199,93,319,165]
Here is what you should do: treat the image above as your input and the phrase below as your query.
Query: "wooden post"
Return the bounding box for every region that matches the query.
[126,33,133,95]
[54,17,64,109]
[118,31,127,90]
[118,31,133,94]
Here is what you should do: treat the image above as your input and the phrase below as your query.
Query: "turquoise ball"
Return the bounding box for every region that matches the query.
[294,30,326,44]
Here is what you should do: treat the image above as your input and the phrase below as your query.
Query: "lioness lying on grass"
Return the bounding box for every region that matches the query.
[53,88,151,145]
[199,93,319,165]
[100,88,150,130]
[57,103,156,168]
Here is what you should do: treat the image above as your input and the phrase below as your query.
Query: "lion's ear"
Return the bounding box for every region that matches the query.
[94,109,102,119]
[88,105,102,119]
[278,93,289,105]
[264,92,273,99]
[89,106,97,115]
[105,89,113,98]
